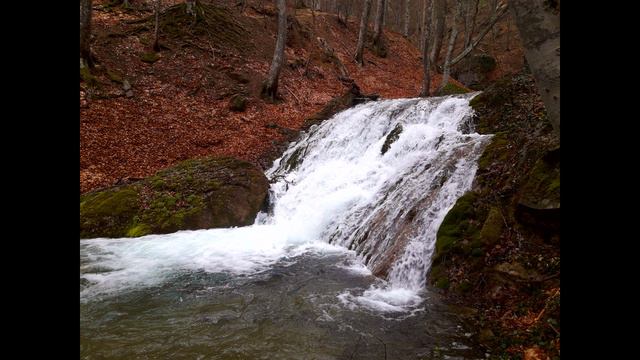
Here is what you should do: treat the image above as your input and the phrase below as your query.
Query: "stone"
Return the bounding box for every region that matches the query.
[80,157,269,238]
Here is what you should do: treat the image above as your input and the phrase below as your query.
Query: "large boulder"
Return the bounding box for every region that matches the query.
[80,157,269,239]
[453,54,497,90]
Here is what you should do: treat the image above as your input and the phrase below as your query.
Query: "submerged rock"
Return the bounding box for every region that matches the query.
[80,157,268,238]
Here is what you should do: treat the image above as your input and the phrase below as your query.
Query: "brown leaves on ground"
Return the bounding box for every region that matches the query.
[81,0,482,194]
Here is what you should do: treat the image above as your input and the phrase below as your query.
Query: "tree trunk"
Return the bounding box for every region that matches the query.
[429,0,445,69]
[80,0,93,68]
[153,0,160,51]
[438,0,462,93]
[403,0,410,37]
[338,0,350,25]
[262,0,288,101]
[355,0,373,65]
[462,0,473,48]
[450,2,507,67]
[468,0,479,47]
[490,0,498,42]
[420,0,433,96]
[510,0,560,135]
[419,0,427,51]
[372,0,386,53]
[186,0,196,16]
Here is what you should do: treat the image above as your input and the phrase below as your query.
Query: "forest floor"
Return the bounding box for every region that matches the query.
[80,0,522,194]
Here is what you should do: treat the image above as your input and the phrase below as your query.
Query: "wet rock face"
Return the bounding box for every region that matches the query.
[80,157,269,239]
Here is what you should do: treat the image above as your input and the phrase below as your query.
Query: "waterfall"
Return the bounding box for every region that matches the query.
[80,94,491,312]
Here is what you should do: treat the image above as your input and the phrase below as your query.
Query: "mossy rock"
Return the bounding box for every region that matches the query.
[80,157,269,239]
[434,191,483,261]
[80,187,140,238]
[106,69,124,84]
[454,54,497,89]
[518,148,560,210]
[437,82,471,96]
[477,132,510,170]
[80,66,97,87]
[479,207,504,245]
[457,280,473,293]
[140,52,160,63]
[229,94,247,112]
[381,124,403,155]
[435,276,450,290]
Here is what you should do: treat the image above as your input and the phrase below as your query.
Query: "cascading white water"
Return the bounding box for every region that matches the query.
[80,94,490,312]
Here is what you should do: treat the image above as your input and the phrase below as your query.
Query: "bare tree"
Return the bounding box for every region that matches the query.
[462,0,479,49]
[262,0,288,100]
[438,0,462,93]
[419,0,427,51]
[153,0,161,51]
[429,0,446,68]
[372,0,386,55]
[510,0,560,135]
[490,0,498,41]
[337,0,351,25]
[449,1,508,67]
[355,0,373,65]
[80,0,93,68]
[403,0,411,37]
[420,0,433,96]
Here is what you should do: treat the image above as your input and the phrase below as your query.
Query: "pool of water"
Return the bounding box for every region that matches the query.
[81,250,482,359]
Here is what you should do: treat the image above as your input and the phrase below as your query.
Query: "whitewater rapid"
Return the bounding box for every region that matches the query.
[80,94,491,313]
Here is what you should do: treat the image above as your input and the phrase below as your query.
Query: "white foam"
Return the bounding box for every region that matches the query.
[80,224,347,299]
[337,262,373,276]
[338,285,423,313]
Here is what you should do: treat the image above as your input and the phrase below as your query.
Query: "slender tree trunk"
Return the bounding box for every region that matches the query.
[420,0,433,96]
[429,0,445,69]
[355,0,373,65]
[510,0,560,135]
[262,0,288,100]
[403,0,410,37]
[505,15,511,50]
[80,0,93,68]
[419,0,427,51]
[372,0,386,52]
[490,0,498,42]
[468,0,479,47]
[153,0,160,51]
[450,2,507,67]
[186,0,196,16]
[462,0,471,48]
[438,0,462,93]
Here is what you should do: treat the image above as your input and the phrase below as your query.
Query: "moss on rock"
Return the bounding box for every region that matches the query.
[140,52,160,63]
[437,82,471,96]
[229,94,247,112]
[80,157,269,239]
[434,191,483,261]
[80,187,140,238]
[480,207,504,245]
[518,149,560,209]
